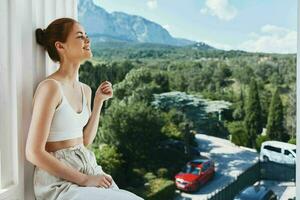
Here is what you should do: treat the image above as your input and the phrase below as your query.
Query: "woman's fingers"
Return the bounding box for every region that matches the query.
[98,181,109,188]
[101,82,110,86]
[103,88,111,93]
[100,81,112,87]
[101,85,112,92]
[102,178,111,188]
[101,85,112,93]
[96,175,112,189]
[96,81,113,100]
[99,81,113,93]
[105,81,112,86]
[101,85,111,91]
[104,175,112,183]
[105,174,112,179]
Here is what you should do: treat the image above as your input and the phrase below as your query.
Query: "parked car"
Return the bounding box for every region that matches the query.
[234,185,277,200]
[260,141,296,165]
[175,159,215,192]
[159,139,201,158]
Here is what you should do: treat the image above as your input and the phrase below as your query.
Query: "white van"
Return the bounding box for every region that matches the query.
[260,141,296,165]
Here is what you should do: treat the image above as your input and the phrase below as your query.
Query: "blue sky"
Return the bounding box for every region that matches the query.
[94,0,297,53]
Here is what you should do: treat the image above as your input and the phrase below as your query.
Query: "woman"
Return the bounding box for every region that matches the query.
[26,18,143,200]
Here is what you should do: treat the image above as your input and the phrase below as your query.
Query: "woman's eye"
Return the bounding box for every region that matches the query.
[77,35,89,41]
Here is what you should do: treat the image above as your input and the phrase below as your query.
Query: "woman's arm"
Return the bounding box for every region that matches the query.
[82,81,112,146]
[82,86,104,146]
[26,80,88,186]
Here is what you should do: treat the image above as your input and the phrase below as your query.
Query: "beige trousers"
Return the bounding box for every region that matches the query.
[33,144,143,200]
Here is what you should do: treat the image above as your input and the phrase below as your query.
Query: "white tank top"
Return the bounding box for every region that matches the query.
[45,79,90,142]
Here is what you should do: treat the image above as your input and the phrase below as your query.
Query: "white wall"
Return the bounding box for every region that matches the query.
[0,0,77,199]
[0,0,22,199]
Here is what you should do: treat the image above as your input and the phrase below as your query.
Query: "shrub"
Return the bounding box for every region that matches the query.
[147,178,175,200]
[144,172,157,181]
[255,135,270,152]
[93,144,124,179]
[128,177,175,200]
[156,168,168,178]
[288,137,296,145]
[226,121,248,146]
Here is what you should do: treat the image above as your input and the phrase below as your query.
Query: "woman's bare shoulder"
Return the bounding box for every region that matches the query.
[33,78,61,106]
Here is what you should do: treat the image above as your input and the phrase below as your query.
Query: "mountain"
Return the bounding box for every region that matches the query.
[77,0,212,48]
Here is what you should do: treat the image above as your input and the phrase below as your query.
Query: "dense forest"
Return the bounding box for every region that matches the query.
[79,41,296,199]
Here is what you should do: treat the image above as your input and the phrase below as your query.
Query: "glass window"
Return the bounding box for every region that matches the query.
[202,163,209,172]
[284,150,295,157]
[183,165,201,175]
[264,145,281,153]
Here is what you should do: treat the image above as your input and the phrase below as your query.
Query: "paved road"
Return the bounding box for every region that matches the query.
[175,134,259,200]
[258,180,296,200]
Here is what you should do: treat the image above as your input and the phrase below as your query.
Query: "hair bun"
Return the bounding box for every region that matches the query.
[35,28,46,46]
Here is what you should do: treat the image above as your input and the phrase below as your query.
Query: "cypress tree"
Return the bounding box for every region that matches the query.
[266,88,289,142]
[240,89,245,120]
[233,88,245,120]
[244,79,263,148]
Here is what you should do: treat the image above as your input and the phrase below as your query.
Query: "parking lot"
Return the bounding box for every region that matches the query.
[175,134,259,200]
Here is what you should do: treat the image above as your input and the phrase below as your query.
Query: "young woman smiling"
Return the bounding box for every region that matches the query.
[25,18,143,200]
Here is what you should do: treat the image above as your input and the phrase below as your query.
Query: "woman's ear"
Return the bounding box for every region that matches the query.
[55,41,65,53]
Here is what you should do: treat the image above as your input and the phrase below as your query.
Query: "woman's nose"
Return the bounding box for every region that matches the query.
[85,37,90,44]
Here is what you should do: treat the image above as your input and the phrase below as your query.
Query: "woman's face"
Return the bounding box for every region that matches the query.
[60,23,92,63]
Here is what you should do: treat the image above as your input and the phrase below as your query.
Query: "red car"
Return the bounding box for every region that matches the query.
[175,159,215,192]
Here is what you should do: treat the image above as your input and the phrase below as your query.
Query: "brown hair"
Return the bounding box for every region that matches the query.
[35,18,78,62]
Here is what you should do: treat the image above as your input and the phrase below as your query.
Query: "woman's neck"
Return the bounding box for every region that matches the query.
[56,61,80,87]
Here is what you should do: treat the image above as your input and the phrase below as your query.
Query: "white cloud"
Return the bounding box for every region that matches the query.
[238,24,297,54]
[261,24,291,36]
[201,0,237,21]
[147,0,157,10]
[202,25,296,54]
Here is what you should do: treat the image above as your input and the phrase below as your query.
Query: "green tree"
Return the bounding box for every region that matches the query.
[153,71,170,92]
[259,87,272,126]
[234,65,254,84]
[114,68,170,103]
[255,135,270,152]
[212,63,232,87]
[226,121,248,146]
[232,89,245,120]
[161,108,186,139]
[99,100,165,169]
[94,144,124,180]
[286,85,296,139]
[244,79,263,148]
[266,88,290,142]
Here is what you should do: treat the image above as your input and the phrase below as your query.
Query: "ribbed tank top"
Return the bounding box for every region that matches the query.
[45,79,90,142]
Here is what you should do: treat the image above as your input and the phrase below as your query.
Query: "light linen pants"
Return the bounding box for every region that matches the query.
[33,144,144,200]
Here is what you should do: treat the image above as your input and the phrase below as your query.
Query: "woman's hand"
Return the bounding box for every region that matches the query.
[83,174,113,188]
[94,81,113,103]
